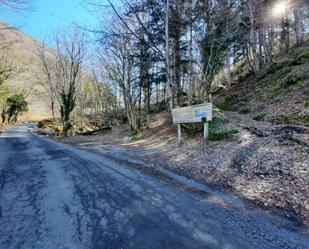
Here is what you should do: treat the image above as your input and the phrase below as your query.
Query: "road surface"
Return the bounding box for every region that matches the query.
[0,125,308,249]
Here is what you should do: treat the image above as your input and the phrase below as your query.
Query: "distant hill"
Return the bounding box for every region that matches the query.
[0,21,52,121]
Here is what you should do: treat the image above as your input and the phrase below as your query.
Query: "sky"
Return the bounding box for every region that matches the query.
[0,0,107,42]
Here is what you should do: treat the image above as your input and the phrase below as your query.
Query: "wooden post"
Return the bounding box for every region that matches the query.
[146,114,150,128]
[204,122,209,144]
[177,123,183,145]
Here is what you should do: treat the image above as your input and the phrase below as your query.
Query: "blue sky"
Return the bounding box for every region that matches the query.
[0,0,109,42]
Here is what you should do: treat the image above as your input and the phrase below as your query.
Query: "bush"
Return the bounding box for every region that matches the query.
[304,114,309,125]
[271,61,287,71]
[277,65,292,80]
[181,123,202,137]
[129,130,142,141]
[239,106,251,114]
[218,94,238,110]
[291,48,309,65]
[3,94,28,124]
[253,112,267,121]
[209,115,239,141]
[209,128,239,141]
[209,115,229,129]
[279,69,308,88]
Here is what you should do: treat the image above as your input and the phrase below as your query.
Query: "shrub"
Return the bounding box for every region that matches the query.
[3,94,28,124]
[209,115,239,141]
[239,106,251,114]
[274,115,291,124]
[130,130,142,141]
[279,69,308,88]
[304,114,309,125]
[253,112,267,121]
[209,115,229,129]
[291,48,309,65]
[218,94,238,110]
[209,128,239,141]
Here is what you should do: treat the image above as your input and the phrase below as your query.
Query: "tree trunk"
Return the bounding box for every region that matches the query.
[226,52,231,87]
[281,18,290,52]
[165,0,173,109]
[294,8,303,45]
[249,3,259,72]
[188,0,193,105]
[173,0,182,107]
[51,101,55,123]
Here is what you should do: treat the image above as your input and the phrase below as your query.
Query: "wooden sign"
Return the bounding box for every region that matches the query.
[172,103,213,124]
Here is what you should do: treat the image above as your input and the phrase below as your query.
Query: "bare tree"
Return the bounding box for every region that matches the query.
[53,30,85,136]
[101,23,138,131]
[35,42,57,122]
[0,0,32,11]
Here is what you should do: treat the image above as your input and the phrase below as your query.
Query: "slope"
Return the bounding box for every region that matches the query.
[0,21,51,121]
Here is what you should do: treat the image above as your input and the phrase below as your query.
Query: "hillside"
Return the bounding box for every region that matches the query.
[215,42,309,127]
[0,21,51,121]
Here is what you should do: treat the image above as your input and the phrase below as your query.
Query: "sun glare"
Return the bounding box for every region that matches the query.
[273,2,287,16]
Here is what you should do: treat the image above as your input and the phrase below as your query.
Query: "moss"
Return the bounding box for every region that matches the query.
[274,114,298,125]
[270,61,286,71]
[209,128,239,141]
[304,114,309,125]
[277,65,293,79]
[276,116,292,124]
[218,94,238,110]
[130,130,142,141]
[259,65,292,87]
[256,104,265,111]
[253,112,267,121]
[264,67,308,102]
[279,69,309,88]
[239,106,252,114]
[288,137,309,148]
[274,113,309,126]
[209,115,239,141]
[291,48,309,64]
[209,115,229,129]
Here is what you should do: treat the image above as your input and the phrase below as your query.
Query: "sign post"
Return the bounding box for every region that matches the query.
[171,103,212,145]
[177,123,182,145]
[204,122,209,144]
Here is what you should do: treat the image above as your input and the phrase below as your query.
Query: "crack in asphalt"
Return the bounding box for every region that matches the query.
[0,125,308,249]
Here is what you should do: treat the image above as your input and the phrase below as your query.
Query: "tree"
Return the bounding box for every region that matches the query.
[85,0,309,129]
[35,42,57,122]
[0,81,10,120]
[103,27,139,131]
[54,30,85,136]
[2,93,28,124]
[0,0,32,11]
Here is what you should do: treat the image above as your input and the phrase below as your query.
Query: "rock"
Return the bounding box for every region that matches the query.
[37,119,53,128]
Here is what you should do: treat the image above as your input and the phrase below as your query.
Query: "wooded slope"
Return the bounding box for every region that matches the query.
[0,21,51,121]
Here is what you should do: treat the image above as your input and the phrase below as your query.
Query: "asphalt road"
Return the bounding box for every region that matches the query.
[0,125,308,249]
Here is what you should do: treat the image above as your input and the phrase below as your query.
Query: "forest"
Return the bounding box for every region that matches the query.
[0,0,308,135]
[82,0,308,133]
